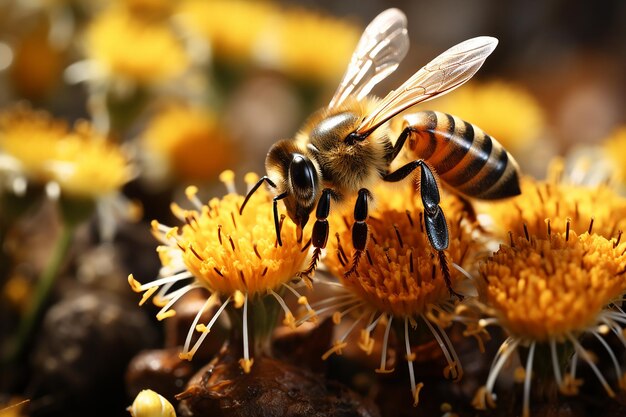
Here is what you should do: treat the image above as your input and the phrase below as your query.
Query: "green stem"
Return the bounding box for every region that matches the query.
[226,292,283,359]
[2,224,74,365]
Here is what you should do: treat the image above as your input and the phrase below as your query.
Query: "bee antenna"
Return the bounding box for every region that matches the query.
[240,175,277,215]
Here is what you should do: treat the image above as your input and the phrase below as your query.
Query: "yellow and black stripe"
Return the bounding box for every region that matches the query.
[404,110,520,200]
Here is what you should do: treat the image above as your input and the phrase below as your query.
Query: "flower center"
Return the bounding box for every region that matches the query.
[479,231,626,341]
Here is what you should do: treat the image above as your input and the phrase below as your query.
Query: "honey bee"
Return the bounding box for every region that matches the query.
[241,8,521,294]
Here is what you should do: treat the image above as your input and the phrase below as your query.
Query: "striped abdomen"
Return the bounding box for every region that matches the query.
[401,110,521,200]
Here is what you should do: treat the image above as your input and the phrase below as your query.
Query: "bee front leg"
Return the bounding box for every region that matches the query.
[299,188,333,281]
[383,161,462,300]
[345,188,371,277]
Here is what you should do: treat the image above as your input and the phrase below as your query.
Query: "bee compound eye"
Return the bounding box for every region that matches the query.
[289,155,317,199]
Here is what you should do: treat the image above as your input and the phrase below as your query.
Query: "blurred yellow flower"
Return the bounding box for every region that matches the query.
[0,105,67,184]
[47,121,132,198]
[178,0,275,63]
[472,229,626,417]
[319,183,476,405]
[178,1,360,82]
[432,81,545,155]
[85,6,188,85]
[603,126,626,185]
[0,105,132,199]
[263,8,359,82]
[140,104,235,182]
[117,0,178,17]
[129,171,312,372]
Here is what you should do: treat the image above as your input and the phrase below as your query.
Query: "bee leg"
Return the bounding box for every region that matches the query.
[383,161,462,300]
[239,176,288,246]
[387,126,416,164]
[299,188,333,281]
[345,188,371,277]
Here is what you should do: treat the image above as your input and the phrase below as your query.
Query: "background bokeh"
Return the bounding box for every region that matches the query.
[1,0,625,416]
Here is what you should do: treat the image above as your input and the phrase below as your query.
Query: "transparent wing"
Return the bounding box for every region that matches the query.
[328,8,409,109]
[356,36,498,136]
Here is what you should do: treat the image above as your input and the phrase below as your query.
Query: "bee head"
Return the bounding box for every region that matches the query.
[265,141,321,235]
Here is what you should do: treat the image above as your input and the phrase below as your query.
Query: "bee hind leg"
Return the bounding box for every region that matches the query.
[299,188,334,281]
[345,188,371,277]
[383,160,462,300]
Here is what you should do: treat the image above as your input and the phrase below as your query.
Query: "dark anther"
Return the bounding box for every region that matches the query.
[614,230,623,249]
[300,238,312,252]
[189,245,203,261]
[337,252,346,267]
[231,212,237,228]
[393,224,404,248]
[405,210,414,227]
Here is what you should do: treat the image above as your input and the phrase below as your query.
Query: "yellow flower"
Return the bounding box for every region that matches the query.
[471,228,626,417]
[482,160,626,241]
[0,105,132,199]
[431,81,545,155]
[318,183,477,406]
[140,104,235,182]
[128,171,312,372]
[85,6,188,85]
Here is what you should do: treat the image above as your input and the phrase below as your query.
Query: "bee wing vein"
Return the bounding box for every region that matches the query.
[357,36,498,135]
[329,8,409,109]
